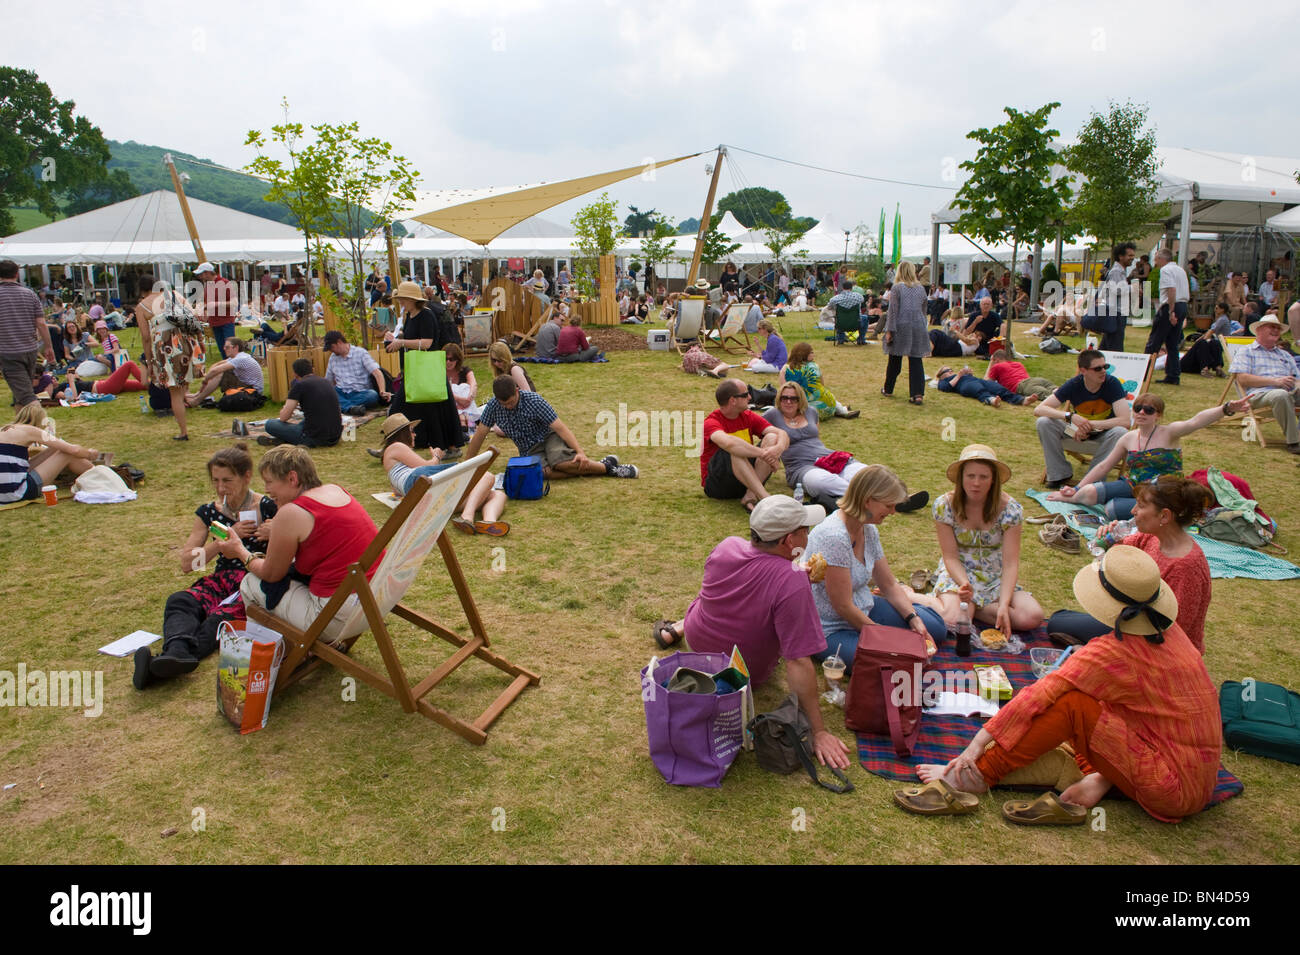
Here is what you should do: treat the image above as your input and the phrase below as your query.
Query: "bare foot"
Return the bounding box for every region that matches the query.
[1059,772,1112,809]
[1024,395,1041,406]
[916,761,989,793]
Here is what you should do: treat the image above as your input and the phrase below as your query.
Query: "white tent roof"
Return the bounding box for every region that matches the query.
[1265,205,1300,234]
[0,190,307,265]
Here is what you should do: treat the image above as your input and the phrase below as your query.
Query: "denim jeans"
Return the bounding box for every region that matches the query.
[211,323,237,351]
[813,601,947,673]
[263,419,332,447]
[335,387,379,410]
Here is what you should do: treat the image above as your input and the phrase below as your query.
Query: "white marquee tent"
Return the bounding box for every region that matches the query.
[0,190,311,266]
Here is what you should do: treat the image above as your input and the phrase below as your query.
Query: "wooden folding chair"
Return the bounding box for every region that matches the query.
[707,303,752,355]
[507,303,551,353]
[672,296,706,354]
[245,451,539,744]
[1211,336,1270,448]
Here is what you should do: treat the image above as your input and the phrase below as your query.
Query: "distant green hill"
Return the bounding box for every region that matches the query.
[108,140,296,225]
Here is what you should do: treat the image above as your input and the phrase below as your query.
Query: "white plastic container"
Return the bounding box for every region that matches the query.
[647,328,670,351]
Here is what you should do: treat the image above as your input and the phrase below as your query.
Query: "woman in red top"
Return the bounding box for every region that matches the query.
[217,446,382,644]
[912,544,1221,824]
[1047,476,1213,653]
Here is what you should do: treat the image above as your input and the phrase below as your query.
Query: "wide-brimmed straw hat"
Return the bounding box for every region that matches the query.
[945,444,1011,484]
[693,278,711,291]
[392,280,425,303]
[380,413,421,446]
[1073,544,1178,637]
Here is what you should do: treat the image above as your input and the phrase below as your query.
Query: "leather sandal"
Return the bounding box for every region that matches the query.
[1001,791,1088,826]
[893,779,979,816]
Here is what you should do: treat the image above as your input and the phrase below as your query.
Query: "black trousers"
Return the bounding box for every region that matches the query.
[1144,303,1188,381]
[1178,337,1223,375]
[884,354,925,399]
[1099,318,1127,352]
[162,590,226,660]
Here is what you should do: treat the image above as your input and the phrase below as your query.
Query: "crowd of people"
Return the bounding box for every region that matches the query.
[4,241,1296,832]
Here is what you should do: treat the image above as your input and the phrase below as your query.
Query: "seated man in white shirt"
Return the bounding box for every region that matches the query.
[1228,315,1300,452]
[322,329,389,414]
[186,337,265,407]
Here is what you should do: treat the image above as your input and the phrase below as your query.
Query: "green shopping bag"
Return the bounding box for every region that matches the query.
[403,349,448,403]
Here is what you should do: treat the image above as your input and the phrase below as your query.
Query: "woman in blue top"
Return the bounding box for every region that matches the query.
[744,319,787,374]
[807,465,946,673]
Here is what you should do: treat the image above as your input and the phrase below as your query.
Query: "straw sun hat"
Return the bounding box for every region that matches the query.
[380,413,421,446]
[1072,544,1178,638]
[945,444,1011,484]
[392,280,425,303]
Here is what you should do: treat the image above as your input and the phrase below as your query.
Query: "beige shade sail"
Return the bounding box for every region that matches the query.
[407,152,702,245]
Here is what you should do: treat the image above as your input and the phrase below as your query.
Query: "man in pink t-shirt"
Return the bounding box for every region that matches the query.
[653,496,849,769]
[988,358,1055,400]
[699,377,788,509]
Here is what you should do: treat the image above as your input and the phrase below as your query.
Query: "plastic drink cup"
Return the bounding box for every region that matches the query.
[42,485,57,506]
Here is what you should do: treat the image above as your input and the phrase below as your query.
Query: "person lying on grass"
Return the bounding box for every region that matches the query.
[934,365,1038,408]
[464,376,639,481]
[380,413,508,537]
[652,495,851,770]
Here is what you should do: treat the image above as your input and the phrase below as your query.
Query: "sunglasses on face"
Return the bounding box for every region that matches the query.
[779,395,799,402]
[1087,364,1107,372]
[1133,405,1158,415]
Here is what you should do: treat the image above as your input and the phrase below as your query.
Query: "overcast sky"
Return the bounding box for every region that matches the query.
[6,0,1295,238]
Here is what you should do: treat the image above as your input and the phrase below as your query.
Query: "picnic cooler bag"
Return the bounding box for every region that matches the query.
[216,619,286,734]
[1220,680,1300,765]
[642,651,752,787]
[402,349,448,403]
[504,455,549,499]
[844,624,929,757]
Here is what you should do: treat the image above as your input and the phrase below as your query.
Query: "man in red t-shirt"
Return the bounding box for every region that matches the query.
[196,262,238,351]
[987,358,1055,400]
[699,378,788,508]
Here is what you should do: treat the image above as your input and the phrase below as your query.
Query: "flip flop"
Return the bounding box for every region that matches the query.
[893,779,979,816]
[473,520,509,537]
[908,569,934,593]
[450,517,476,535]
[1001,791,1088,826]
[652,619,681,651]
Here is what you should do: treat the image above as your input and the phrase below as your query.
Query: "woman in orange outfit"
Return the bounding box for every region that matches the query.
[914,544,1221,823]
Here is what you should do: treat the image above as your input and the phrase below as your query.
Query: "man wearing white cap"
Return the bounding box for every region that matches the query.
[1228,315,1300,452]
[651,495,850,770]
[195,262,238,352]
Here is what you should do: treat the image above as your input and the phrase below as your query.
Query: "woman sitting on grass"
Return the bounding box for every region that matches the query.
[446,343,480,433]
[931,445,1045,636]
[806,464,947,672]
[1047,475,1213,653]
[1047,393,1251,520]
[908,545,1219,825]
[487,342,534,393]
[0,419,97,505]
[380,414,507,536]
[783,341,859,420]
[133,443,277,689]
[214,446,383,644]
[743,319,787,374]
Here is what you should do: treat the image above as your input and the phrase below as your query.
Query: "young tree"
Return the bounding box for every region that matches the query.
[952,102,1075,340]
[761,202,808,280]
[0,67,126,233]
[246,99,417,347]
[848,225,885,287]
[638,213,679,285]
[699,216,742,268]
[1065,101,1168,254]
[570,191,623,298]
[624,205,660,236]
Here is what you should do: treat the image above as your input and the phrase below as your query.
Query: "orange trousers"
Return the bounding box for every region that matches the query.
[975,689,1139,800]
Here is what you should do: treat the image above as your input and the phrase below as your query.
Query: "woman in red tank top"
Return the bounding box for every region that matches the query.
[216,446,383,641]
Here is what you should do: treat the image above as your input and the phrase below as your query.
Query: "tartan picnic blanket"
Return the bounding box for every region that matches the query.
[515,354,608,364]
[853,626,1245,809]
[1024,488,1300,581]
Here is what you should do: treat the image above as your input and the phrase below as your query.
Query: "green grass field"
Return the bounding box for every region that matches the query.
[2,314,1298,864]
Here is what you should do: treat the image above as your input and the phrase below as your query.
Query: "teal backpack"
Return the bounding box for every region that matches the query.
[1220,680,1300,765]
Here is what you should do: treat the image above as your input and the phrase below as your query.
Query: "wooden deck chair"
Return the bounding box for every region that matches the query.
[1211,335,1270,448]
[245,450,539,744]
[507,303,552,353]
[672,296,706,354]
[462,311,494,353]
[708,302,752,354]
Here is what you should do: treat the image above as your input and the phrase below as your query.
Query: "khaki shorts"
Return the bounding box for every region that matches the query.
[526,432,577,469]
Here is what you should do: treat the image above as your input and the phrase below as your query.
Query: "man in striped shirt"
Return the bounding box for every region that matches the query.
[1228,315,1300,451]
[0,260,54,409]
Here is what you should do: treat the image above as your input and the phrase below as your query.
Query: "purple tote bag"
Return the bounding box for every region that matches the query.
[641,651,751,788]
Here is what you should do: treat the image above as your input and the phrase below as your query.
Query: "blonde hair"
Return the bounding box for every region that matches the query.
[13,403,50,429]
[488,342,513,372]
[838,464,908,521]
[777,380,807,416]
[896,261,921,287]
[757,318,777,334]
[259,445,322,491]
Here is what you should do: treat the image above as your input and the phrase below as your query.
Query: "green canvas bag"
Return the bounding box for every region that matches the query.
[1220,680,1300,765]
